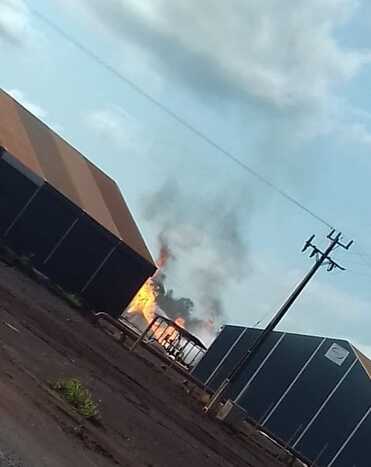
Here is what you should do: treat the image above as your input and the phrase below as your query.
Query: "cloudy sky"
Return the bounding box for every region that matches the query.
[1,0,371,352]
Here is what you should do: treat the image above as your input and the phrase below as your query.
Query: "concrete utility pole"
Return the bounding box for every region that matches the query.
[204,229,353,413]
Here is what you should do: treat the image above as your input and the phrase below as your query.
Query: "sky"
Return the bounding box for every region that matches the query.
[1,0,371,354]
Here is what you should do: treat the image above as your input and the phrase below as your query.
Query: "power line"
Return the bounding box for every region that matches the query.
[27,5,335,229]
[204,230,353,412]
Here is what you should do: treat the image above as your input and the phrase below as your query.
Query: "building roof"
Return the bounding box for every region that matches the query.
[0,89,155,267]
[352,346,371,379]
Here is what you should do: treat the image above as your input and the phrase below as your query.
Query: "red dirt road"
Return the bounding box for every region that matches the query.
[0,261,286,467]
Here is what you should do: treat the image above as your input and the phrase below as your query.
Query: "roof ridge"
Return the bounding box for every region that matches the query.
[351,345,371,380]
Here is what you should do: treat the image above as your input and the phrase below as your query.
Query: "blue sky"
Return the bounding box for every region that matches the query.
[1,0,371,352]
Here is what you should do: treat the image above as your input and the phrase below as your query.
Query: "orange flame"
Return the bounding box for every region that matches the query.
[127,242,186,343]
[157,240,172,269]
[154,316,185,345]
[127,282,186,346]
[127,278,157,324]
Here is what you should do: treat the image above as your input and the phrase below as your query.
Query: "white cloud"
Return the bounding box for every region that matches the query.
[5,88,47,119]
[0,0,34,45]
[328,99,371,148]
[78,0,370,109]
[85,106,146,151]
[282,274,371,350]
[69,0,371,151]
[231,255,371,352]
[5,89,65,135]
[345,121,371,147]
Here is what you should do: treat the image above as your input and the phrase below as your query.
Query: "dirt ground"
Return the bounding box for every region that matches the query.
[0,260,291,467]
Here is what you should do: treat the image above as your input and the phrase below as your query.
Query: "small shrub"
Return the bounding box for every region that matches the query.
[54,285,83,309]
[18,253,34,269]
[65,293,83,309]
[51,378,100,421]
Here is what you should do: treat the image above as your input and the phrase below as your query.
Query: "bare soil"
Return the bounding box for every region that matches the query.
[0,260,288,467]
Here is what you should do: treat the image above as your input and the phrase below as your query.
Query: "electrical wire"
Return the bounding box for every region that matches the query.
[27,5,335,230]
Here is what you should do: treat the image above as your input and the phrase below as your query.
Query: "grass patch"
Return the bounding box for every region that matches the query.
[55,285,83,309]
[51,378,101,422]
[0,242,87,311]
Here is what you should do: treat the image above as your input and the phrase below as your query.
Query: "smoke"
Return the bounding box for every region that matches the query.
[143,179,252,342]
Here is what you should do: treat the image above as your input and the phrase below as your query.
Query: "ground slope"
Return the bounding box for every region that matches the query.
[0,261,285,467]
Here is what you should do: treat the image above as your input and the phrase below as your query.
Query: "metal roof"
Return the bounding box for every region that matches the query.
[0,89,155,266]
[353,346,371,379]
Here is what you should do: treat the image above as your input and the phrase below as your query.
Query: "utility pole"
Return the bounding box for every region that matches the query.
[204,229,353,413]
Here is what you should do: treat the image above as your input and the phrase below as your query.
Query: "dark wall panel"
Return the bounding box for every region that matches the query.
[192,327,370,466]
[266,340,355,444]
[192,327,284,400]
[0,150,155,318]
[226,331,283,401]
[239,334,321,422]
[295,362,371,466]
[0,157,38,236]
[336,409,371,467]
[43,214,117,293]
[211,328,262,392]
[82,244,155,318]
[192,326,245,383]
[6,184,80,266]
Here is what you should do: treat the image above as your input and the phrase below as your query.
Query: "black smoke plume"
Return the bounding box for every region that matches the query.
[143,179,252,341]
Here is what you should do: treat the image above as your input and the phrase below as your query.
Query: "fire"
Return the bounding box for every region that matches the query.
[157,242,171,269]
[126,239,187,343]
[154,316,185,345]
[127,280,186,337]
[175,317,185,328]
[127,278,157,324]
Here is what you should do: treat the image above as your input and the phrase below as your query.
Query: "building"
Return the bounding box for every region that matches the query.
[193,325,370,467]
[0,89,156,318]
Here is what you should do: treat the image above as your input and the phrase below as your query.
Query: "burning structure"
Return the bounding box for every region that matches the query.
[0,89,156,317]
[130,314,207,369]
[123,239,208,364]
[125,235,216,344]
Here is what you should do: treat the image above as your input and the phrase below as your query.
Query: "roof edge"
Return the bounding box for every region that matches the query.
[351,345,371,380]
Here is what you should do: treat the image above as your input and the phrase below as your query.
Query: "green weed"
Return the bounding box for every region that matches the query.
[51,378,100,421]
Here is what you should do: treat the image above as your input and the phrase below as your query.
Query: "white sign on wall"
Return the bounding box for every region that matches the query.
[325,343,350,366]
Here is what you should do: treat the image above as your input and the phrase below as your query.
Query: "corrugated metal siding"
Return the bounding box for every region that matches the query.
[0,89,154,266]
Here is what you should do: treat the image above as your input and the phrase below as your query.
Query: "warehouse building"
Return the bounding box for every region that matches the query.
[0,89,156,317]
[193,325,370,467]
